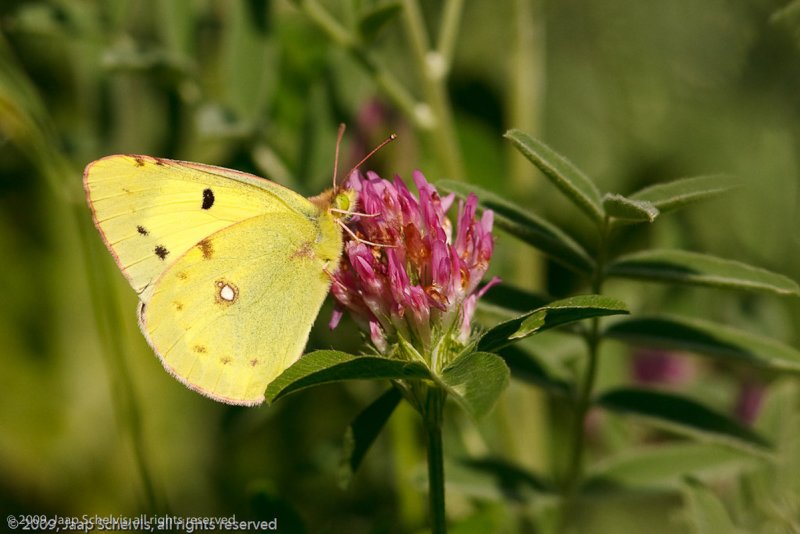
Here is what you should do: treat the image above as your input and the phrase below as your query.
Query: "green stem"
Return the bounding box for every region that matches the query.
[564,316,601,492]
[436,0,465,67]
[561,217,610,527]
[300,0,420,121]
[400,0,465,180]
[423,387,447,534]
[300,0,465,179]
[390,401,426,530]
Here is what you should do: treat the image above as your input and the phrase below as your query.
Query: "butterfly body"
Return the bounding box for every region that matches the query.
[84,154,351,405]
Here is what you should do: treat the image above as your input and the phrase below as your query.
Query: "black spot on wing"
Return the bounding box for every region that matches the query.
[202,188,215,210]
[155,245,169,260]
[137,225,149,236]
[133,156,145,167]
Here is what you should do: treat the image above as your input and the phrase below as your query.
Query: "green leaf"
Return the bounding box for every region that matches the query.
[477,281,550,317]
[460,457,553,499]
[586,443,758,490]
[439,352,509,420]
[606,249,800,296]
[498,345,572,396]
[478,295,629,352]
[605,315,800,373]
[681,477,743,534]
[629,175,739,214]
[339,387,402,488]
[595,388,772,455]
[265,350,431,403]
[504,129,604,223]
[602,193,659,222]
[357,2,402,42]
[439,180,594,273]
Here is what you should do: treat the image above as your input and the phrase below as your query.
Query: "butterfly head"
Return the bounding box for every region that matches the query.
[330,188,359,222]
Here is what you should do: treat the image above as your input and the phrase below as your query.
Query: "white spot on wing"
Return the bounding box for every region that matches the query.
[215,279,239,305]
[220,284,235,301]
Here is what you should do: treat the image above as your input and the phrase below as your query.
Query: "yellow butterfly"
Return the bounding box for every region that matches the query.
[84,129,393,406]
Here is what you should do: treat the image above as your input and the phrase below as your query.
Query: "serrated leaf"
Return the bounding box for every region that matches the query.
[339,387,402,488]
[439,352,509,420]
[681,477,743,534]
[478,295,629,352]
[586,443,758,490]
[439,180,594,273]
[595,388,772,455]
[629,174,739,214]
[606,249,800,296]
[497,345,572,396]
[504,129,604,223]
[602,193,659,222]
[357,2,401,42]
[266,350,431,403]
[605,315,800,373]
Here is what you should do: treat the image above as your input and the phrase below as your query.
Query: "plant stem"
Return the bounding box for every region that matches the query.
[423,387,447,534]
[300,0,420,121]
[564,316,601,493]
[436,0,465,67]
[390,402,426,530]
[400,0,465,180]
[561,217,610,527]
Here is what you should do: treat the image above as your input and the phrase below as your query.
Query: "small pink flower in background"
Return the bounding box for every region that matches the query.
[734,381,764,425]
[330,171,498,365]
[632,348,695,386]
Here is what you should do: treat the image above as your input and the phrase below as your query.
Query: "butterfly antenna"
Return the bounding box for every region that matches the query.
[332,123,347,190]
[346,132,398,179]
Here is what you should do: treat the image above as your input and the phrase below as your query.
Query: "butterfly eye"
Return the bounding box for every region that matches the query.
[333,192,351,213]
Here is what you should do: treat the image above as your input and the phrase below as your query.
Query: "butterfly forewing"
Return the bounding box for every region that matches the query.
[84,155,317,296]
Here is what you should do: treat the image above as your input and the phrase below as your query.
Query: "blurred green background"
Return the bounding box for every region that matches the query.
[1,1,799,532]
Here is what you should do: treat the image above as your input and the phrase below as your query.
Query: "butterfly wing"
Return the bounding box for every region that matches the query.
[140,210,343,405]
[84,155,319,298]
[84,154,344,404]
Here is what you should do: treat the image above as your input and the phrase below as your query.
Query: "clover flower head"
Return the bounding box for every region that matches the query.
[330,170,498,361]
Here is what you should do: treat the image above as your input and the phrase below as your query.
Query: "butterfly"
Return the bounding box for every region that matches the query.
[84,126,395,406]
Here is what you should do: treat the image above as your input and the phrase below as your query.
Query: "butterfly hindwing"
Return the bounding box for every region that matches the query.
[140,211,343,405]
